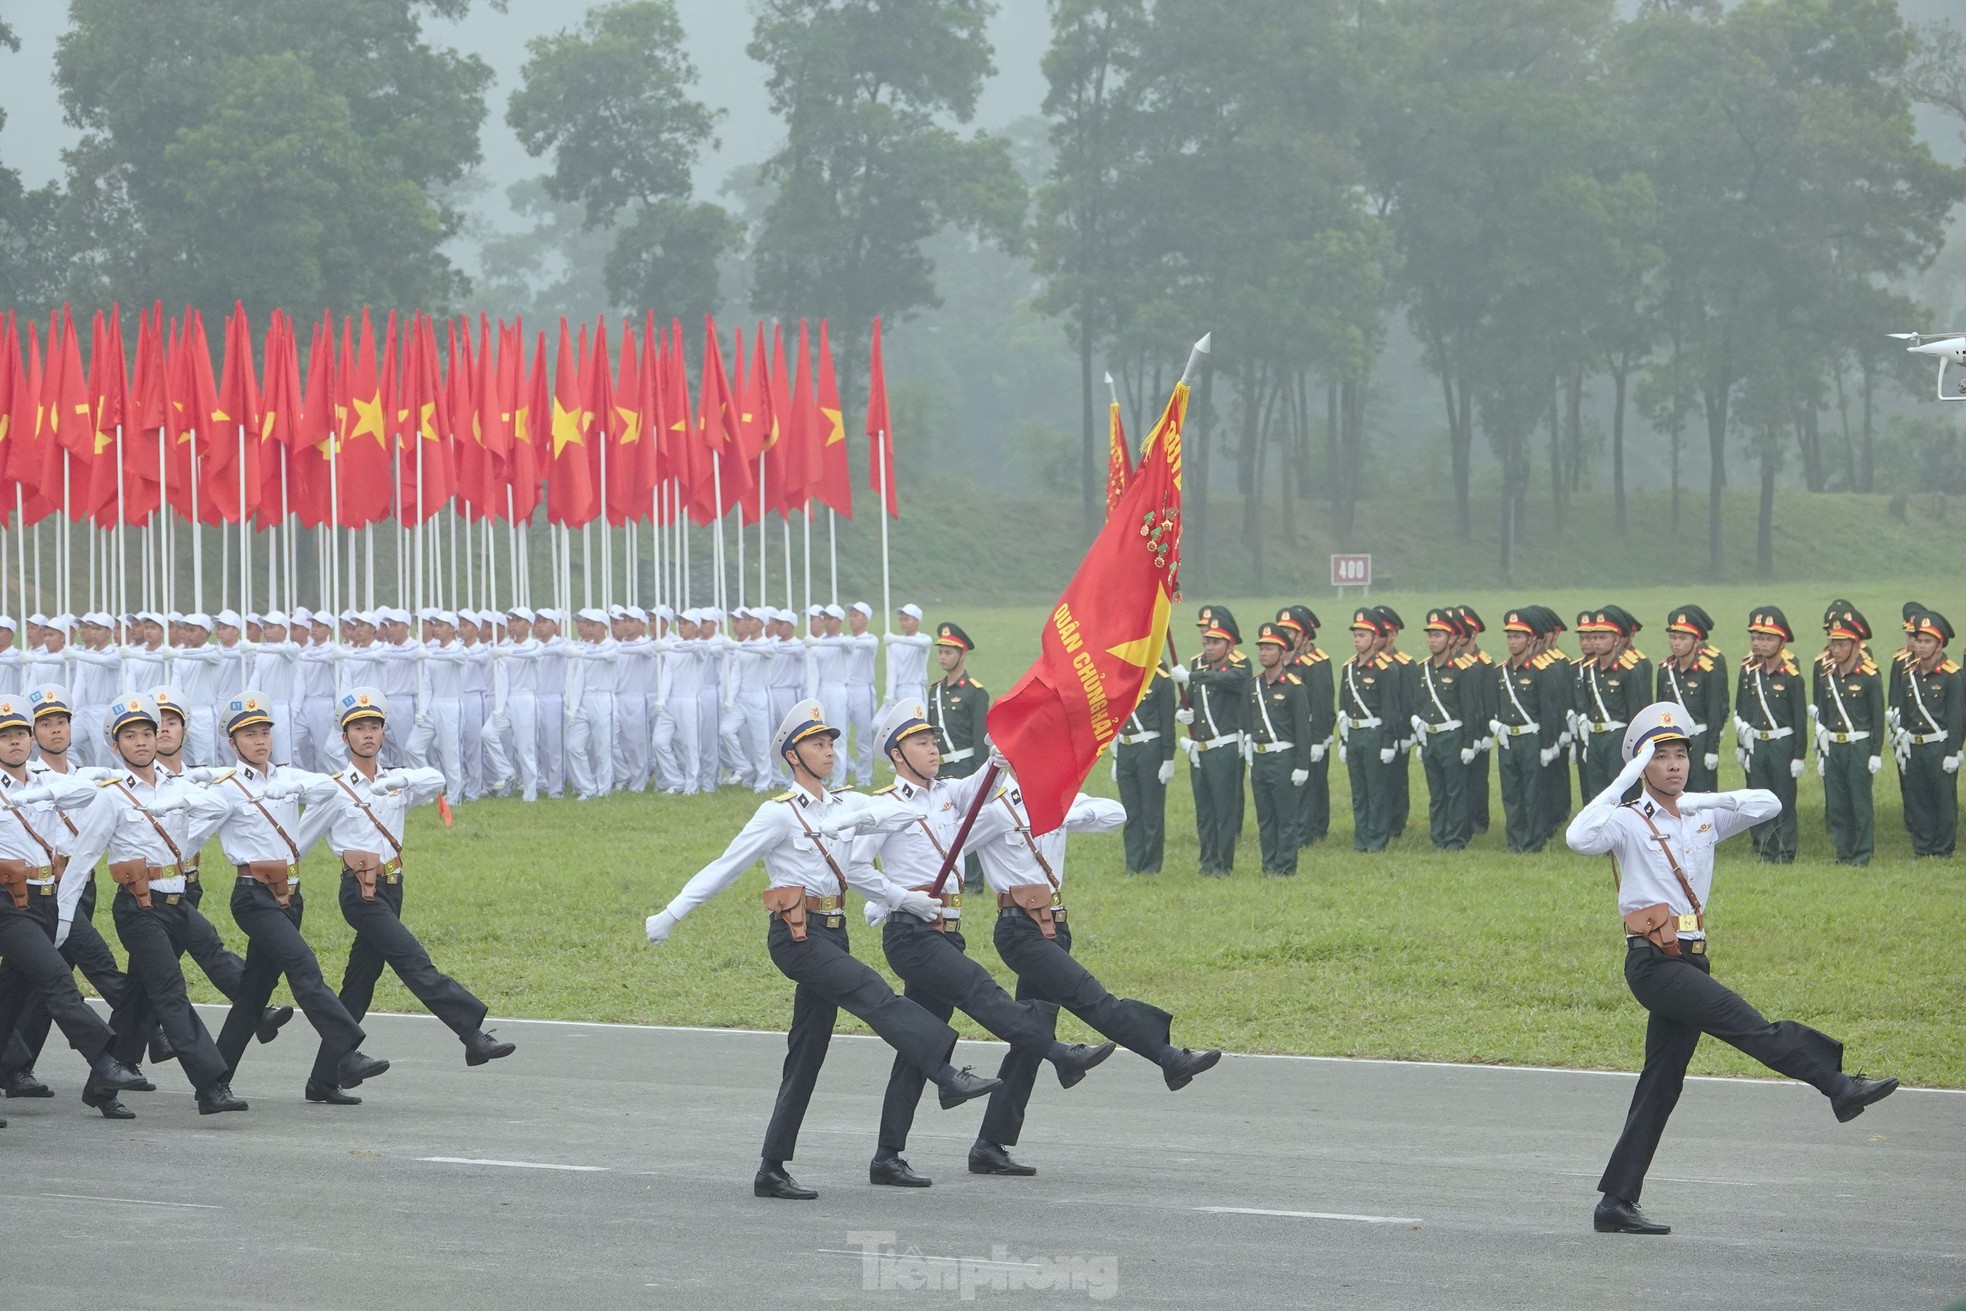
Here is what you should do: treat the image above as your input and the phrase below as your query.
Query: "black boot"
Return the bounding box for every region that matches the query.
[81,1075,136,1120]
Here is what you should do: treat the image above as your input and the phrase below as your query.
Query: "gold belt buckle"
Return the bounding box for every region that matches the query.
[1676,913,1700,933]
[1686,939,1707,955]
[286,864,301,881]
[183,866,199,883]
[35,881,53,895]
[163,893,181,905]
[943,892,963,910]
[814,894,842,912]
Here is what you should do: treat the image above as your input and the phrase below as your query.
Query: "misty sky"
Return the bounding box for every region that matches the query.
[0,0,1053,236]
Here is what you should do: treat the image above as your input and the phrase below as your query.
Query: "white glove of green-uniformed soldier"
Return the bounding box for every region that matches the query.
[645,908,679,945]
[1290,768,1309,787]
[1945,755,1961,775]
[1168,665,1190,686]
[1338,743,1347,764]
[1309,742,1326,764]
[1378,746,1395,765]
[1868,755,1882,775]
[1157,760,1175,785]
[1180,738,1200,764]
[1790,756,1805,780]
[1174,707,1194,726]
[1704,752,1720,773]
[1459,746,1476,766]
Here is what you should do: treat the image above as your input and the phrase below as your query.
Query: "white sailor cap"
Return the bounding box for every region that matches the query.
[44,615,72,635]
[506,605,536,623]
[850,601,872,619]
[806,604,824,618]
[625,605,648,622]
[699,607,724,624]
[653,604,675,621]
[27,613,46,627]
[607,604,629,620]
[215,608,244,628]
[139,610,166,627]
[183,612,213,631]
[245,612,264,626]
[167,610,185,624]
[79,611,111,628]
[338,686,388,726]
[730,605,752,620]
[1623,701,1694,763]
[356,609,381,627]
[105,692,161,736]
[435,609,458,627]
[222,690,273,734]
[680,608,702,624]
[261,609,289,628]
[26,685,70,717]
[380,607,412,626]
[897,603,923,621]
[823,604,845,621]
[771,698,840,760]
[877,698,935,758]
[416,606,440,622]
[148,686,189,723]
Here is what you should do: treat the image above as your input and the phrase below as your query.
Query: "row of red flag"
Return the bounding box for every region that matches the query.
[0,304,903,531]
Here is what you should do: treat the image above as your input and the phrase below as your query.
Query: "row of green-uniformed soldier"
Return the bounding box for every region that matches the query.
[1113,598,1964,873]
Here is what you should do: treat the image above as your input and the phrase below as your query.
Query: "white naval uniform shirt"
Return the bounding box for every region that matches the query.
[1564,786,1779,941]
[173,642,225,707]
[858,771,999,923]
[0,767,90,875]
[661,785,901,923]
[292,765,447,864]
[211,762,341,885]
[25,759,111,855]
[56,766,234,923]
[964,785,1125,899]
[846,631,879,687]
[882,632,931,704]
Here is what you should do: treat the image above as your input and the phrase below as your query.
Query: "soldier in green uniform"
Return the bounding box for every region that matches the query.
[1657,605,1728,794]
[1885,602,1924,824]
[928,622,990,889]
[1891,609,1961,858]
[1243,623,1313,877]
[1177,607,1250,877]
[1493,608,1554,853]
[1573,608,1650,801]
[1340,609,1404,852]
[1374,607,1417,839]
[1735,607,1805,864]
[1113,663,1176,876]
[1413,609,1476,852]
[1535,608,1576,844]
[1811,606,1884,866]
[1452,606,1496,835]
[1275,606,1334,849]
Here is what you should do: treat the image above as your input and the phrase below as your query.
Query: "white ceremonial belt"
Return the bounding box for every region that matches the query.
[1498,722,1539,737]
[1198,733,1242,752]
[1823,730,1869,744]
[1342,715,1381,730]
[1748,726,1793,741]
[1116,731,1161,745]
[148,875,188,895]
[1252,740,1295,754]
[1586,720,1627,734]
[1420,719,1462,734]
[941,748,975,763]
[1906,731,1948,746]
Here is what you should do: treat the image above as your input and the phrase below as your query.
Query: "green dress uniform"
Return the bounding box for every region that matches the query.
[1244,625,1313,877]
[1184,609,1250,876]
[1535,609,1576,844]
[1290,651,1335,848]
[1891,609,1962,858]
[1340,609,1404,852]
[1736,607,1806,864]
[1414,610,1476,852]
[1573,607,1650,801]
[1885,603,1923,827]
[1812,608,1885,866]
[928,622,989,889]
[1114,669,1176,875]
[1492,609,1554,854]
[1656,606,1728,794]
[1454,606,1496,835]
[1378,607,1417,839]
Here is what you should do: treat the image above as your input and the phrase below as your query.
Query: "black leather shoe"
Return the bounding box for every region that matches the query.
[89,1056,149,1093]
[938,1066,1003,1109]
[148,1031,177,1065]
[967,1142,1037,1176]
[1593,1197,1669,1235]
[123,1071,157,1093]
[464,1030,516,1067]
[336,1050,391,1088]
[4,1069,53,1098]
[196,1083,249,1115]
[305,1080,362,1106]
[1161,1047,1222,1091]
[256,1005,295,1044]
[1053,1041,1117,1090]
[81,1077,136,1120]
[869,1156,932,1188]
[1832,1074,1899,1123]
[753,1167,818,1200]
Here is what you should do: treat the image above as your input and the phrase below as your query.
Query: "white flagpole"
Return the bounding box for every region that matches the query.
[827,507,837,606]
[190,441,204,613]
[158,430,171,625]
[802,506,812,621]
[757,453,767,614]
[877,432,891,631]
[782,501,793,616]
[711,452,724,615]
[238,419,249,637]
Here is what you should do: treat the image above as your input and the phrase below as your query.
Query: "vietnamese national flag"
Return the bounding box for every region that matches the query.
[208,302,260,524]
[7,321,56,524]
[1105,373,1130,514]
[864,316,898,519]
[396,312,454,526]
[607,320,649,526]
[809,319,852,517]
[123,305,171,526]
[741,322,778,526]
[255,310,306,525]
[83,307,130,525]
[164,310,222,524]
[984,339,1202,836]
[691,317,750,523]
[40,308,95,511]
[335,309,396,527]
[507,326,544,523]
[546,318,597,527]
[290,311,337,528]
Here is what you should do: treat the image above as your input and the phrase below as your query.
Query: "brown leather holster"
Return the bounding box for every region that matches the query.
[109,859,154,910]
[243,860,296,909]
[1623,903,1679,957]
[345,850,383,903]
[762,885,809,941]
[1001,884,1059,939]
[0,857,28,910]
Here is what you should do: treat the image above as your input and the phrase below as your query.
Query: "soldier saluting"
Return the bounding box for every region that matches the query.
[1734,608,1805,863]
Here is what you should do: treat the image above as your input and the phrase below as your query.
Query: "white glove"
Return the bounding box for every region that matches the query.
[1945,755,1961,775]
[1459,747,1476,766]
[645,909,678,945]
[1378,747,1395,765]
[1488,719,1505,740]
[1479,736,1494,753]
[1815,754,1825,777]
[1290,768,1309,787]
[414,646,431,661]
[6,784,54,805]
[1789,757,1805,780]
[415,714,431,728]
[148,793,191,816]
[895,889,940,922]
[1704,753,1720,773]
[1605,738,1655,800]
[491,710,507,727]
[374,770,412,795]
[55,917,73,948]
[1175,707,1194,726]
[1807,703,1820,721]
[1181,738,1200,764]
[1539,745,1558,767]
[1410,715,1426,739]
[651,700,666,717]
[1338,744,1348,764]
[1168,664,1190,685]
[1157,760,1175,785]
[1676,792,1737,814]
[1868,756,1882,775]
[863,900,886,927]
[722,699,735,713]
[1309,743,1326,764]
[1110,756,1119,783]
[261,779,300,801]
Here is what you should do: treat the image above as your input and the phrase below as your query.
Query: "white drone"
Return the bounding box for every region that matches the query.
[1891,331,1966,400]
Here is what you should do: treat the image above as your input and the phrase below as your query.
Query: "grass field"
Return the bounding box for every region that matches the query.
[156,578,1966,1089]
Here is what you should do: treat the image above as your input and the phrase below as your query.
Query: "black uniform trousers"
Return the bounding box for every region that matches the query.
[762,914,958,1163]
[311,869,487,1085]
[1685,734,1719,794]
[109,888,231,1093]
[875,915,1056,1157]
[218,879,365,1079]
[977,910,1173,1150]
[1470,740,1492,834]
[2,882,129,1076]
[1599,939,1848,1205]
[0,897,116,1066]
[1743,742,1800,863]
[1496,736,1546,854]
[1114,743,1167,874]
[1900,741,1958,857]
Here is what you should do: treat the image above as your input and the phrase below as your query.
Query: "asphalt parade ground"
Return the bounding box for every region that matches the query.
[3,1008,1961,1310]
